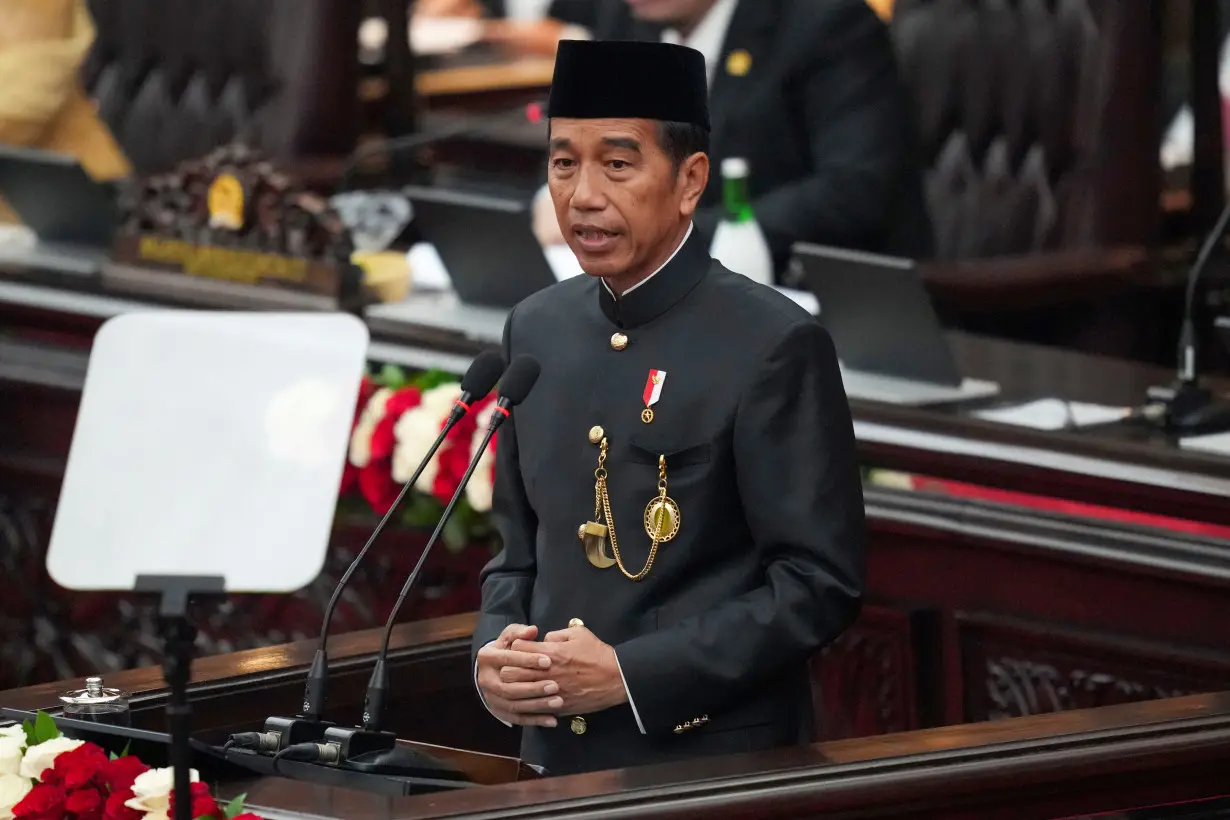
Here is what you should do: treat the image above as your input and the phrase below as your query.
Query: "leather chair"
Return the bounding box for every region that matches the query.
[79,0,364,175]
[889,0,1163,357]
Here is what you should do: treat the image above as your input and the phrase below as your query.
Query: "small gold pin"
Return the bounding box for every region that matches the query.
[726,49,752,77]
[568,618,584,628]
[571,716,588,735]
[610,333,628,351]
[588,425,604,444]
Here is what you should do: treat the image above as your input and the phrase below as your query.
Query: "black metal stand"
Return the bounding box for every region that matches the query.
[135,574,226,820]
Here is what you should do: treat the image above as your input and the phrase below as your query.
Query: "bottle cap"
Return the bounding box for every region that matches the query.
[722,157,749,178]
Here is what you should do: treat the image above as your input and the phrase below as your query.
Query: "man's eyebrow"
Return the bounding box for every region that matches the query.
[549,137,572,152]
[602,137,642,152]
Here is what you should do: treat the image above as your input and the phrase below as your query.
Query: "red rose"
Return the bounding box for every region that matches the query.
[169,782,219,820]
[102,789,142,820]
[99,756,149,794]
[370,388,422,462]
[13,783,67,820]
[358,457,401,515]
[65,786,105,820]
[50,743,110,791]
[231,814,264,820]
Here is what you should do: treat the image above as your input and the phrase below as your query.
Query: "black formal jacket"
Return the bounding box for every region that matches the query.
[471,228,867,776]
[546,0,935,277]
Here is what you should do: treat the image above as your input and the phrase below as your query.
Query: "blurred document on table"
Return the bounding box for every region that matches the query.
[974,399,1131,431]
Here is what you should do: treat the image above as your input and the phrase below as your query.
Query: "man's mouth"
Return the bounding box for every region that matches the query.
[573,226,621,251]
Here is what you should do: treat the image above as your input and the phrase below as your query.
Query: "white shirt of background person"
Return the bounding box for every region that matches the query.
[532,0,739,245]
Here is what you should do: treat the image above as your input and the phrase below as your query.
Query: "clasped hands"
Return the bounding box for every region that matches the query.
[476,623,627,727]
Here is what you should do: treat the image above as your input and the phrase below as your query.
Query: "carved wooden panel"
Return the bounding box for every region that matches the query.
[809,605,940,741]
[958,612,1230,723]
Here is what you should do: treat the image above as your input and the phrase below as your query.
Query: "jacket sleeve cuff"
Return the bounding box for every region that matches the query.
[612,649,646,735]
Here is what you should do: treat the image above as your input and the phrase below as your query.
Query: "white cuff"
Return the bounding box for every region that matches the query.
[474,642,513,728]
[612,649,646,735]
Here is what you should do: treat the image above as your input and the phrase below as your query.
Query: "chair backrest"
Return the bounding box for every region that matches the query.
[80,0,362,175]
[891,0,1160,260]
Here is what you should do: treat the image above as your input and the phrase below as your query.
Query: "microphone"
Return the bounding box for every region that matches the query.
[233,351,506,754]
[320,355,541,762]
[338,103,546,192]
[1147,199,1230,434]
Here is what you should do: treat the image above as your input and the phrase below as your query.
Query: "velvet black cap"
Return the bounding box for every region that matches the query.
[546,40,711,131]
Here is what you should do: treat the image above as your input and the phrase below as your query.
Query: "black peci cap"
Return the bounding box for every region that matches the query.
[546,39,711,131]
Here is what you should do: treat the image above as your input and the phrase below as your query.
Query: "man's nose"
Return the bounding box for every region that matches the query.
[570,166,606,211]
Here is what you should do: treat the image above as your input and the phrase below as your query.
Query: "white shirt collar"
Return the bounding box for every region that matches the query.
[659,0,741,86]
[601,222,694,300]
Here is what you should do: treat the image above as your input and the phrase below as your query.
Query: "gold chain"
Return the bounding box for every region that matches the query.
[595,439,661,582]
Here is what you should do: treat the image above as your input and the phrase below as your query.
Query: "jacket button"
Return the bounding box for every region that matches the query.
[588,425,604,444]
[571,716,588,735]
[610,333,628,351]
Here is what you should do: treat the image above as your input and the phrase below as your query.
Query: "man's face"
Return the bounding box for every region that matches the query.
[548,118,707,283]
[622,0,717,26]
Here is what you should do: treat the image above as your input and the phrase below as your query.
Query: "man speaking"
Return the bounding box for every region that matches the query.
[472,39,866,776]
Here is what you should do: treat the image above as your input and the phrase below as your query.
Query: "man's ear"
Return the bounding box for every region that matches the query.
[678,152,710,217]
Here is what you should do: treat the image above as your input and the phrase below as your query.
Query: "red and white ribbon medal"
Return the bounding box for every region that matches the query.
[641,369,666,424]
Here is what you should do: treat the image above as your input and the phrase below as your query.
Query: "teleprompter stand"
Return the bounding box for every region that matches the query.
[134,574,227,820]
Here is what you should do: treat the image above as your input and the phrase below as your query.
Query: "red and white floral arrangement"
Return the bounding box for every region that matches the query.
[339,369,499,534]
[0,715,259,820]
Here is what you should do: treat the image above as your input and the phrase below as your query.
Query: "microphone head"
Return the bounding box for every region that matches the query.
[461,351,506,400]
[499,355,541,406]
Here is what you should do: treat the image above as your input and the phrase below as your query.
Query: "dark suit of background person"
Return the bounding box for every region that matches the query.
[546,0,935,278]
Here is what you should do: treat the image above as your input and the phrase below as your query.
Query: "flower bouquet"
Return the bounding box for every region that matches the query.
[0,713,258,820]
[339,364,500,552]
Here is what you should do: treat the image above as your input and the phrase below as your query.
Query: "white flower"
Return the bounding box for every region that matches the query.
[0,737,23,778]
[348,388,392,468]
[19,736,82,781]
[0,728,23,742]
[465,402,499,513]
[124,767,200,815]
[391,383,462,488]
[0,773,32,820]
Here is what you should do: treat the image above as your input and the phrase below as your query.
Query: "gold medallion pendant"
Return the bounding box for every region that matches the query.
[644,496,680,542]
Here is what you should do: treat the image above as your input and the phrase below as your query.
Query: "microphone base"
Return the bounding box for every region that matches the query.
[264,716,336,749]
[1149,380,1230,435]
[322,726,398,760]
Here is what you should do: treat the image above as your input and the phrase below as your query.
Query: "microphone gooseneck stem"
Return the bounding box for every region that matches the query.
[363,410,507,732]
[1179,200,1230,384]
[304,396,471,718]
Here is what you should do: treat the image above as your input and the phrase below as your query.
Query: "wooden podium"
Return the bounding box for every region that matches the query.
[5,613,1230,819]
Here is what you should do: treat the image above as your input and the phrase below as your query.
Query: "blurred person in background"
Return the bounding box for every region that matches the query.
[528,0,934,281]
[0,0,128,225]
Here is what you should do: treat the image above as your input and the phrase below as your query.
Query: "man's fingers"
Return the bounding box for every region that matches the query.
[499,666,549,684]
[503,695,566,715]
[496,680,560,700]
[544,627,583,642]
[481,647,551,669]
[492,708,558,728]
[499,623,539,644]
[510,639,557,655]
